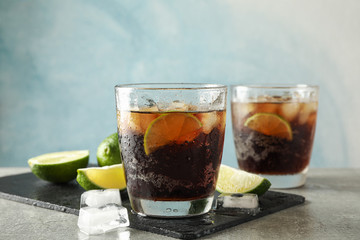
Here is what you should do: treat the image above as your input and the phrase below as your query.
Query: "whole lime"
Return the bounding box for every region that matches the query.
[97,133,122,167]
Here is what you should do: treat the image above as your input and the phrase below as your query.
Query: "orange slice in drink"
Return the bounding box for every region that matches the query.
[244,113,293,141]
[144,113,202,155]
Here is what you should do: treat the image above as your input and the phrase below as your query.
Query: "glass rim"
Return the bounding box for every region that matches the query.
[115,83,227,90]
[231,84,319,90]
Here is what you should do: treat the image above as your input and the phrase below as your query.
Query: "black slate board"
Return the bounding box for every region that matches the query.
[0,172,305,239]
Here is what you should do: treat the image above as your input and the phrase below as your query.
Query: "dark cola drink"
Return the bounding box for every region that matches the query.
[231,93,318,189]
[117,108,226,214]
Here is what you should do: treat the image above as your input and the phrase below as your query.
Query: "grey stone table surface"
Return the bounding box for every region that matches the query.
[1,168,359,240]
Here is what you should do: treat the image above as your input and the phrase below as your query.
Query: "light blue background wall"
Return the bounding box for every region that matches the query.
[1,0,359,168]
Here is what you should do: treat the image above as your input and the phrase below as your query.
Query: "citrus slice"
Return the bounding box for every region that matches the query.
[216,164,271,196]
[28,150,89,183]
[144,113,202,155]
[244,113,293,141]
[76,164,126,190]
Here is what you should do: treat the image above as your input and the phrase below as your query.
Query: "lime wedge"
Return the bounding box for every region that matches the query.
[216,164,271,196]
[97,133,122,167]
[144,113,202,155]
[28,150,89,183]
[76,164,126,190]
[244,113,293,141]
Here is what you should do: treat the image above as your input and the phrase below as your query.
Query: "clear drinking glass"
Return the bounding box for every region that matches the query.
[115,83,227,217]
[231,85,319,188]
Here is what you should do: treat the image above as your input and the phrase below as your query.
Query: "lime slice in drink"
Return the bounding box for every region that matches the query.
[76,164,126,190]
[244,113,293,141]
[97,133,122,167]
[216,164,271,196]
[144,113,202,155]
[28,150,89,183]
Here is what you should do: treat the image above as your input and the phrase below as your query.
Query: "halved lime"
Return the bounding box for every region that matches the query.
[76,164,126,190]
[97,133,122,167]
[244,113,293,141]
[144,113,202,155]
[28,150,89,183]
[216,164,271,196]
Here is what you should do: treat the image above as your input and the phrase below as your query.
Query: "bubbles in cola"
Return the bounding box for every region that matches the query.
[231,95,318,175]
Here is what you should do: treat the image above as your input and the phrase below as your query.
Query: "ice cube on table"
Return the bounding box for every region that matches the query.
[216,193,260,216]
[78,189,129,235]
[78,203,129,235]
[81,189,121,208]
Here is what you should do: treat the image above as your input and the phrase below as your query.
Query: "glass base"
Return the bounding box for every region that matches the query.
[260,168,308,189]
[129,196,214,218]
